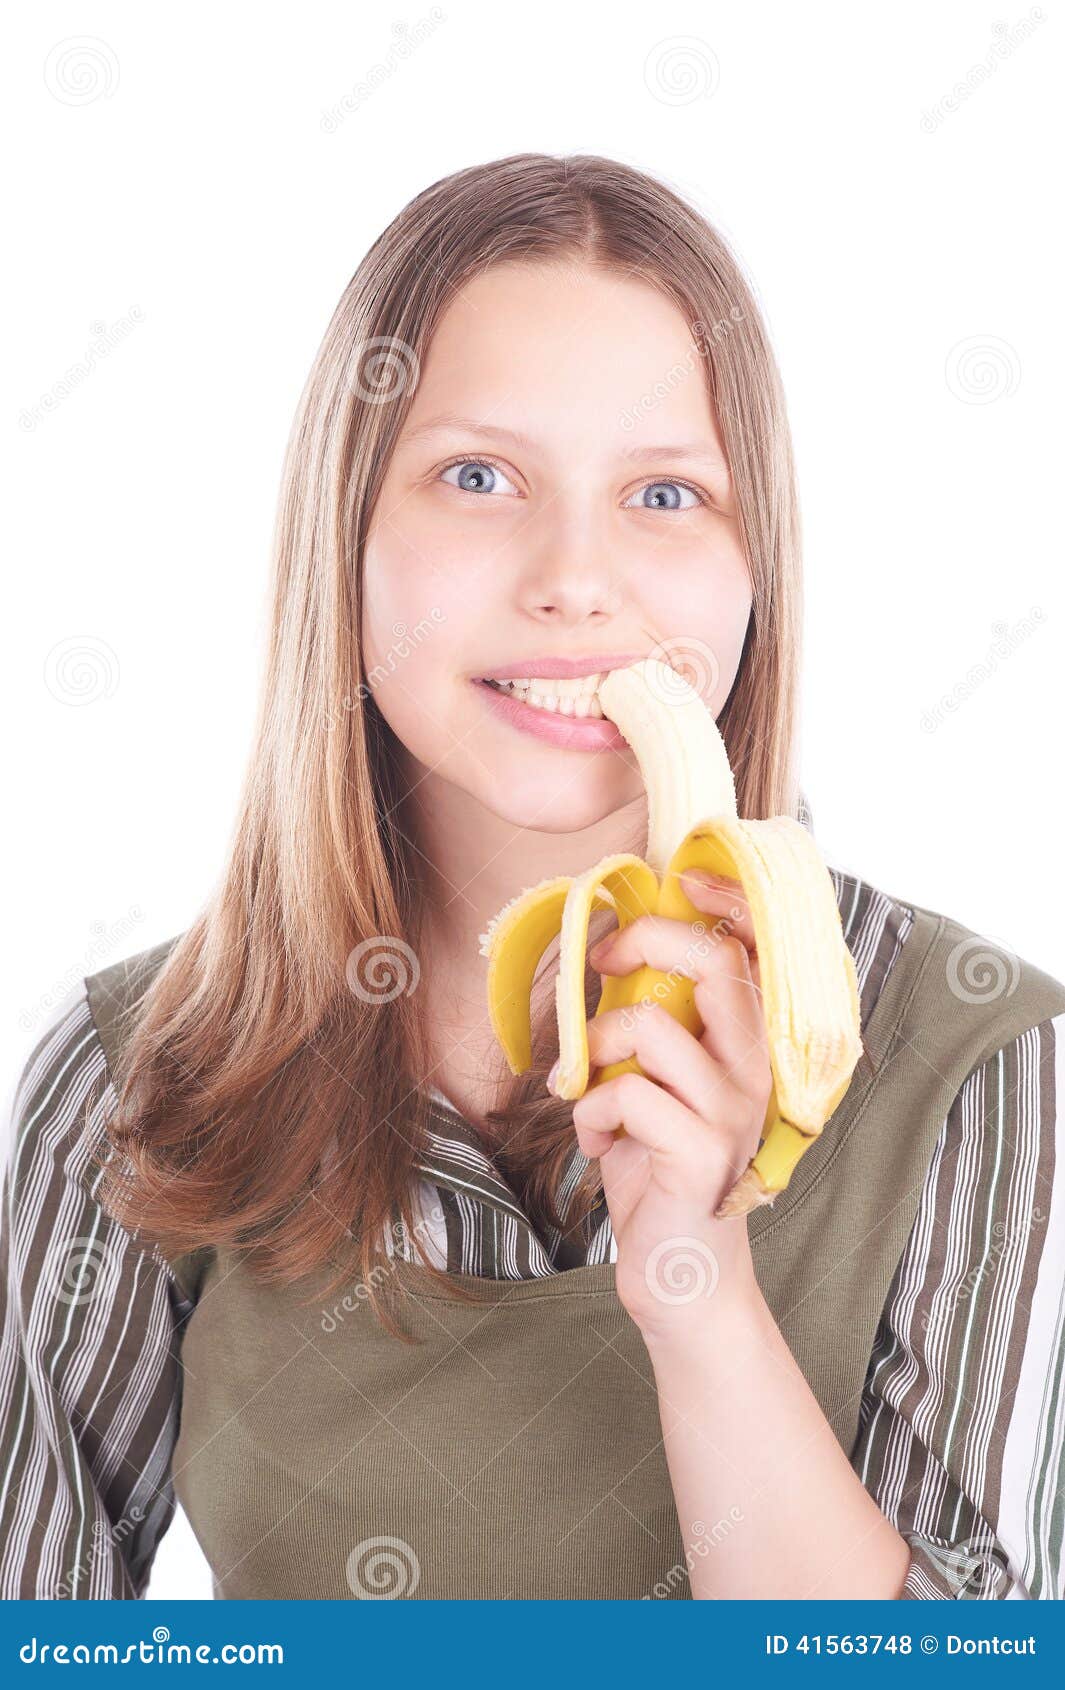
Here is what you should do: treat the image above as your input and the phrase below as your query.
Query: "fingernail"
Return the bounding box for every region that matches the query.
[680,868,718,889]
[546,1058,560,1096]
[588,936,614,966]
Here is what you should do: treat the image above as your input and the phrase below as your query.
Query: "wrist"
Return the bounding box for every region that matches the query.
[636,1257,767,1362]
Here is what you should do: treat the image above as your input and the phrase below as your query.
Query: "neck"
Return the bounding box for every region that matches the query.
[397,757,645,978]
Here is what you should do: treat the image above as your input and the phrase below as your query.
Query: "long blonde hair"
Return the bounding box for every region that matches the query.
[96,153,803,1338]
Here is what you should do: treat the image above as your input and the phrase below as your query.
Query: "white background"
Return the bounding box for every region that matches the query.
[3,0,1061,1600]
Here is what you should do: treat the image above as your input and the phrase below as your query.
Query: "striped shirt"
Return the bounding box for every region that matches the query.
[2,865,1063,1600]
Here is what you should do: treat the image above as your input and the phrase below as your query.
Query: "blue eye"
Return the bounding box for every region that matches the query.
[440,459,519,496]
[624,480,703,511]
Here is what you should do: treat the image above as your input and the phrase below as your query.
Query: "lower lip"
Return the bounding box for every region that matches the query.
[473,680,627,750]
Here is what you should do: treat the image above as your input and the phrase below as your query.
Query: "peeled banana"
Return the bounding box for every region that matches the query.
[479,658,863,1218]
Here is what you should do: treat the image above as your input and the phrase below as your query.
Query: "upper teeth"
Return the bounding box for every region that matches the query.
[488,674,605,717]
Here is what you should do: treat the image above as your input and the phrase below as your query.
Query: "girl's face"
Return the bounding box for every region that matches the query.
[362,259,752,839]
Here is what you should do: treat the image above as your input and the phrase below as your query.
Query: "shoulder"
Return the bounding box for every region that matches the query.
[4,951,196,1308]
[829,861,1065,1077]
[5,984,109,1196]
[82,931,184,1090]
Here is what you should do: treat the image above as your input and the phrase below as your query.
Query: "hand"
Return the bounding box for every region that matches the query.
[568,869,771,1343]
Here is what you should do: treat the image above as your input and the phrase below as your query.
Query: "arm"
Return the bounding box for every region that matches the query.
[851,1013,1065,1600]
[643,1276,913,1599]
[572,870,913,1598]
[0,988,190,1598]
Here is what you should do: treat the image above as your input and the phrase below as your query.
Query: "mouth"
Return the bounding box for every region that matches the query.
[473,654,642,720]
[478,675,606,718]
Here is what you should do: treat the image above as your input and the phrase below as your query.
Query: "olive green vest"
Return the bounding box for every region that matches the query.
[84,903,1065,1599]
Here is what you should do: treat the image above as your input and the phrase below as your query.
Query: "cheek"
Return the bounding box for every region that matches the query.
[634,543,752,710]
[360,530,465,760]
[363,496,501,668]
[363,527,448,669]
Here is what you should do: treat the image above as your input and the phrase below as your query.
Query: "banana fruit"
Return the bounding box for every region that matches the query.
[479,658,863,1218]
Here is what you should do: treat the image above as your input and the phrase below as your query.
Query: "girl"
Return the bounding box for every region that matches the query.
[3,153,1064,1602]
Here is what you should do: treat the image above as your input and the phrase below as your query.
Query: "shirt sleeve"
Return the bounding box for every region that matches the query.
[0,986,193,1598]
[850,1012,1065,1599]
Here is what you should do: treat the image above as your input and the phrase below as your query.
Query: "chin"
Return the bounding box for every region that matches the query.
[475,769,639,838]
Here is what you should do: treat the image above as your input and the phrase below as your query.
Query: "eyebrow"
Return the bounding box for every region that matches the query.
[399,414,729,471]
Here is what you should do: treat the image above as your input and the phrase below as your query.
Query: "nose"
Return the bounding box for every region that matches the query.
[516,506,623,627]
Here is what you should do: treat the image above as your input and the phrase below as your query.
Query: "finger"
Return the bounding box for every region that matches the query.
[589,911,720,981]
[677,870,760,988]
[574,1123,616,1160]
[690,935,771,1101]
[589,915,767,1092]
[574,1071,709,1171]
[586,1000,734,1123]
[677,869,755,950]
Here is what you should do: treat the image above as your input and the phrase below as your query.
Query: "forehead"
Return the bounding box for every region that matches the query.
[401,259,722,454]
